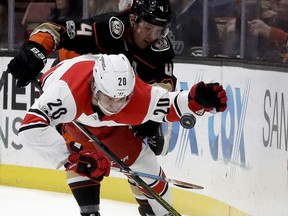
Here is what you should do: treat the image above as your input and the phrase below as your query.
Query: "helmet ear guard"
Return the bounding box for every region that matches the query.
[134,17,140,25]
[130,15,140,28]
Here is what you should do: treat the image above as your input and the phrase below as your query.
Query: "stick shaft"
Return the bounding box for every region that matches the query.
[32,79,182,215]
[73,121,182,216]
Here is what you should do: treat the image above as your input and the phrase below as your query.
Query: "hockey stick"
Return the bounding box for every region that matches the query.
[73,121,182,216]
[111,167,204,190]
[57,158,203,190]
[31,80,182,216]
[32,80,203,189]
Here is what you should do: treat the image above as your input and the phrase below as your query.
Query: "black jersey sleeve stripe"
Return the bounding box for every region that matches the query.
[19,123,49,133]
[28,108,50,124]
[173,92,182,117]
[41,72,53,88]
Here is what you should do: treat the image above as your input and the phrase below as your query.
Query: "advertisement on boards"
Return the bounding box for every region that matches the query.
[1,57,288,215]
[158,63,288,216]
[0,57,56,168]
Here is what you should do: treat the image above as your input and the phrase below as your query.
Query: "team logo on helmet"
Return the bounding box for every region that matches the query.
[109,17,124,39]
[151,37,170,52]
[66,20,76,39]
[133,0,171,27]
[149,0,156,11]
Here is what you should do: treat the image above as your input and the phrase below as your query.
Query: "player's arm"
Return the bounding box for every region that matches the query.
[6,18,98,87]
[169,81,227,120]
[147,81,227,123]
[142,37,177,91]
[18,80,78,168]
[154,37,176,91]
[150,60,176,92]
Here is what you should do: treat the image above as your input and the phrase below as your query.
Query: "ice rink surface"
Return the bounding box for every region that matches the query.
[0,185,140,216]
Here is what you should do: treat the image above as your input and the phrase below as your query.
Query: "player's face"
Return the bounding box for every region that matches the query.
[92,91,132,116]
[133,20,167,49]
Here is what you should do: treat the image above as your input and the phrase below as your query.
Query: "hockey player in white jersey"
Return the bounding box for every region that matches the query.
[19,53,227,215]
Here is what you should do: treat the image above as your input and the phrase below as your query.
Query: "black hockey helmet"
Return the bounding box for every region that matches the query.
[131,0,172,27]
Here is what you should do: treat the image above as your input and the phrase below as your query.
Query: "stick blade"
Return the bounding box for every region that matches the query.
[173,180,204,190]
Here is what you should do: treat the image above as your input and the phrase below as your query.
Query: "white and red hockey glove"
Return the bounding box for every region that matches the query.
[65,142,111,182]
[188,81,227,116]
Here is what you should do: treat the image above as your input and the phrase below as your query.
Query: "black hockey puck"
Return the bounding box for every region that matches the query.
[180,113,196,129]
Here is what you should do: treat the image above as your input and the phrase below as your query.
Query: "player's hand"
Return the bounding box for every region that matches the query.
[66,142,111,181]
[188,81,227,115]
[132,120,161,138]
[132,121,165,156]
[6,41,47,88]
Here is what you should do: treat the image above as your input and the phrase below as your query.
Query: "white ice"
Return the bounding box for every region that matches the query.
[0,185,139,216]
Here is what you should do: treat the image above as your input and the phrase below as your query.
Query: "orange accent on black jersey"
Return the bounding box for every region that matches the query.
[59,48,80,61]
[30,33,54,55]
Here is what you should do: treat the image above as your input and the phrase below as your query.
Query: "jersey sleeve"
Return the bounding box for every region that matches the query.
[29,19,99,55]
[143,86,192,123]
[132,37,177,91]
[18,80,77,168]
[28,13,123,57]
[129,78,191,124]
[18,125,69,168]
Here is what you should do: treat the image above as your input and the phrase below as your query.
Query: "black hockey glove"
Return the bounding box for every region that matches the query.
[188,81,227,116]
[65,142,111,182]
[146,124,165,156]
[132,120,161,138]
[6,41,47,88]
[132,121,165,156]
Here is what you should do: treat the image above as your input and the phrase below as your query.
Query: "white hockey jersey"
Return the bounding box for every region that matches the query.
[18,54,192,167]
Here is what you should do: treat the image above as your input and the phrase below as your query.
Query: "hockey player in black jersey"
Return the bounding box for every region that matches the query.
[8,0,176,90]
[7,0,177,215]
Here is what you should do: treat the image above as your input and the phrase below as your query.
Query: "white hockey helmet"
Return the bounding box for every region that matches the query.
[92,54,135,115]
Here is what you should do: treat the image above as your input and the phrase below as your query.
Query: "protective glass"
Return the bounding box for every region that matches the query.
[94,91,133,115]
[136,20,169,38]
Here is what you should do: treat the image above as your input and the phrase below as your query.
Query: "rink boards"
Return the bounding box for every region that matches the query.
[1,57,288,216]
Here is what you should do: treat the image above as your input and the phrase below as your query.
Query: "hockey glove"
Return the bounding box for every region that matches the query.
[132,120,161,138]
[132,121,165,156]
[188,81,227,116]
[146,123,165,156]
[66,142,111,181]
[6,41,47,87]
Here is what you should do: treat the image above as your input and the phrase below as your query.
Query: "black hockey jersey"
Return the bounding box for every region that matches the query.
[30,11,176,89]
